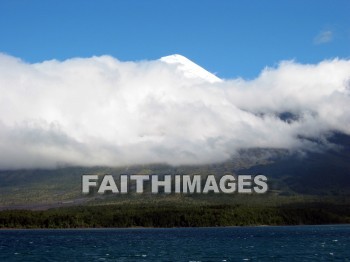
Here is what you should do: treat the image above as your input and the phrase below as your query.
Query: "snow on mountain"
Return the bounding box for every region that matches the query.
[160,54,222,83]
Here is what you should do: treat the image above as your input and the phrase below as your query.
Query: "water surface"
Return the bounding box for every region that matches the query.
[1,225,349,261]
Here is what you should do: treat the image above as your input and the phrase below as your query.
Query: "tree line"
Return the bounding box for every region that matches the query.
[0,202,349,228]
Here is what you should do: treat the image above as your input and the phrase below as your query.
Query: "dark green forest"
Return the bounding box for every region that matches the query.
[1,202,349,228]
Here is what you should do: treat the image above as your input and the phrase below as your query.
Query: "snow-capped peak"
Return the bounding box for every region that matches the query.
[160,54,222,83]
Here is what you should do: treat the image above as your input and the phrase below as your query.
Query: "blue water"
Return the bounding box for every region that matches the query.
[0,225,349,261]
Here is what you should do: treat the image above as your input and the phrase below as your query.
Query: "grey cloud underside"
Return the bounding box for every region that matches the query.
[0,53,350,169]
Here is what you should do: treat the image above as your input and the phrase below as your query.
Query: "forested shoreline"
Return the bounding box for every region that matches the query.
[0,202,349,228]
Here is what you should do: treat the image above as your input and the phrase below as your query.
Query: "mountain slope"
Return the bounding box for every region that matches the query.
[240,133,350,195]
[160,54,222,83]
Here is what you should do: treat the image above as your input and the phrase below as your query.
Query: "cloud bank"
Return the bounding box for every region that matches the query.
[0,53,350,169]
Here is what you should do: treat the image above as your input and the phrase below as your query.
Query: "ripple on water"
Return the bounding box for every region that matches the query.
[0,225,349,261]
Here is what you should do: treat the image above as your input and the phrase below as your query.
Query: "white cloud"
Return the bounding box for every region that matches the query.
[0,53,350,169]
[314,30,333,44]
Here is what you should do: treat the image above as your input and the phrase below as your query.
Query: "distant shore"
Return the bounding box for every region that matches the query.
[1,202,349,229]
[1,224,350,230]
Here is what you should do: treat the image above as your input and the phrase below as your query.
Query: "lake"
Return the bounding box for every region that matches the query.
[1,225,349,261]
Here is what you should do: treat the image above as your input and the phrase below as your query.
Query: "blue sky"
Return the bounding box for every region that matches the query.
[0,0,349,79]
